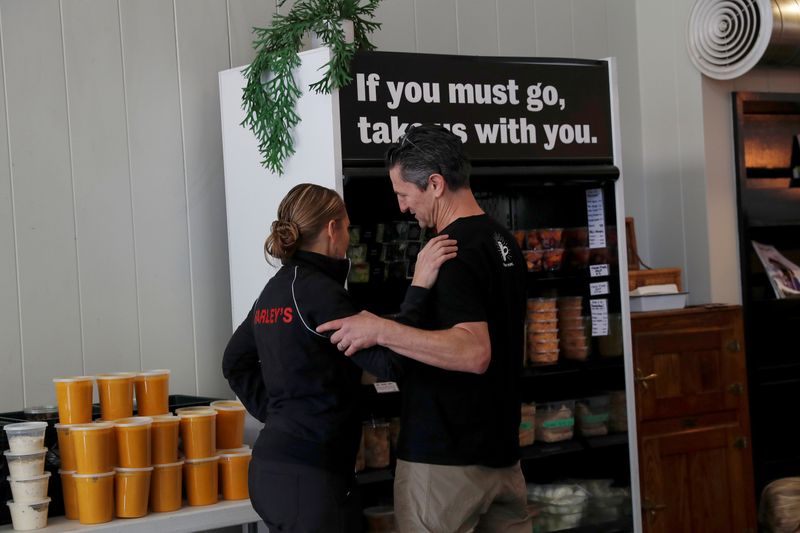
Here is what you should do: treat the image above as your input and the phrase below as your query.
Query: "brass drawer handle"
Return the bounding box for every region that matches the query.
[642,499,667,516]
[635,369,658,390]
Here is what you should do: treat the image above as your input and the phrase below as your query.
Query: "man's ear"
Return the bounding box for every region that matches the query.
[429,173,445,198]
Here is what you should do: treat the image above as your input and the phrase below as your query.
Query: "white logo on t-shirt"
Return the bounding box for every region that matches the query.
[494,233,514,267]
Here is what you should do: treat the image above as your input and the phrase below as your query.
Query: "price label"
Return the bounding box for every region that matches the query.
[590,298,609,336]
[374,381,399,394]
[590,264,610,278]
[590,281,610,296]
[586,188,607,249]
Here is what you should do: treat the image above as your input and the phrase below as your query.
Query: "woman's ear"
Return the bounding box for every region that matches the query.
[326,219,337,240]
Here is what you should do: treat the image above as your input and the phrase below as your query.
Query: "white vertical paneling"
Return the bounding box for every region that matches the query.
[572,0,608,59]
[456,0,498,56]
[497,0,536,56]
[0,8,25,410]
[61,0,140,374]
[372,0,416,52]
[119,0,197,394]
[414,0,458,54]
[534,0,573,57]
[175,0,233,398]
[1,0,82,406]
[228,0,274,68]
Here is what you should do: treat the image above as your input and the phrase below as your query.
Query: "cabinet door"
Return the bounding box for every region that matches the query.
[640,418,756,533]
[633,314,746,421]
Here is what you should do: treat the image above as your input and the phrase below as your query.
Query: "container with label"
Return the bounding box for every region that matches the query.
[53,376,94,424]
[73,471,115,524]
[218,449,251,500]
[150,460,183,513]
[4,422,48,453]
[6,497,50,531]
[134,369,170,416]
[519,404,536,447]
[95,372,136,421]
[3,449,46,479]
[59,469,79,520]
[176,407,217,459]
[55,423,77,471]
[6,472,51,503]
[70,422,113,474]
[535,401,575,443]
[184,455,219,506]
[210,400,246,450]
[576,396,610,437]
[114,417,152,468]
[150,414,180,465]
[115,466,153,518]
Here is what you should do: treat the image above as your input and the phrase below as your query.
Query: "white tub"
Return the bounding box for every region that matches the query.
[6,498,50,531]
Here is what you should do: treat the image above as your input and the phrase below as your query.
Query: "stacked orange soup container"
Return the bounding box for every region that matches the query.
[49,369,250,526]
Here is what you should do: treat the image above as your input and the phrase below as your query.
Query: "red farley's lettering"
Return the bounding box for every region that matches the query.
[283,307,293,323]
[255,306,293,325]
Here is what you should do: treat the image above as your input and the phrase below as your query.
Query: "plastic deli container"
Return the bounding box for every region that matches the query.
[114,417,152,468]
[176,408,217,459]
[3,422,48,453]
[519,404,536,447]
[70,422,114,474]
[535,401,575,443]
[73,471,115,524]
[150,460,183,513]
[576,396,610,437]
[115,466,153,518]
[363,505,396,532]
[6,497,50,531]
[93,419,118,468]
[59,470,79,520]
[7,472,51,503]
[150,414,180,465]
[134,369,170,416]
[53,376,94,424]
[22,406,58,422]
[3,449,46,479]
[54,423,78,471]
[218,449,251,500]
[95,372,136,421]
[184,456,219,506]
[210,400,246,450]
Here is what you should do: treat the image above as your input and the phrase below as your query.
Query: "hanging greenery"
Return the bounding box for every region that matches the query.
[241,0,382,174]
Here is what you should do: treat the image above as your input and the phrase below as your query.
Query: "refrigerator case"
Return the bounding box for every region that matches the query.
[219,49,641,532]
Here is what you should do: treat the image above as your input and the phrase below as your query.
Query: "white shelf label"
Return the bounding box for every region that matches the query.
[590,281,610,296]
[586,188,607,249]
[590,264,609,278]
[374,381,399,394]
[590,298,609,336]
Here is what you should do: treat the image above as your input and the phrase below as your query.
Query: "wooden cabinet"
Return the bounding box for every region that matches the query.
[632,305,756,533]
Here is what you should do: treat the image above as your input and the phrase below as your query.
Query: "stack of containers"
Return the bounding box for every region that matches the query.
[113,416,152,519]
[210,400,251,501]
[3,422,51,530]
[526,297,559,365]
[558,296,591,361]
[175,406,218,506]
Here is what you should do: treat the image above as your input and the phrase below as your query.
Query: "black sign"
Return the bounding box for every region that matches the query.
[338,51,613,165]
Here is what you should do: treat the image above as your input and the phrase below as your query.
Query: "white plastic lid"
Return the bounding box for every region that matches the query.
[210,400,245,411]
[153,460,184,469]
[6,471,50,483]
[151,414,179,423]
[71,422,113,431]
[58,470,76,475]
[138,369,170,376]
[115,466,154,473]
[52,376,93,383]
[72,471,115,479]
[3,422,47,433]
[3,449,47,458]
[175,407,216,418]
[183,455,220,465]
[217,445,250,454]
[218,449,252,459]
[114,416,153,427]
[95,372,137,380]
[6,497,51,507]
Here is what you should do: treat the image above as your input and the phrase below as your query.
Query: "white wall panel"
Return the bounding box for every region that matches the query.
[228,0,274,68]
[175,0,233,398]
[1,0,83,407]
[415,0,458,54]
[572,0,608,59]
[119,0,197,393]
[456,0,498,56]
[372,0,416,52]
[0,9,24,410]
[497,0,536,57]
[62,0,140,375]
[534,0,573,57]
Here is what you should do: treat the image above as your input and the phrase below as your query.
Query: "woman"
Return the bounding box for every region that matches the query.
[222,183,455,532]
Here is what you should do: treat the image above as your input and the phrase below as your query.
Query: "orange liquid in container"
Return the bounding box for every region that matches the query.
[176,408,217,459]
[150,414,180,464]
[150,461,183,513]
[71,423,114,474]
[184,456,219,506]
[210,400,246,450]
[53,376,94,424]
[114,466,152,518]
[114,417,152,468]
[55,424,77,471]
[134,370,170,416]
[218,449,251,500]
[58,470,79,520]
[73,471,115,525]
[95,372,135,421]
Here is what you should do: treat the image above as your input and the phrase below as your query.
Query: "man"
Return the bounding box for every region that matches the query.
[318,124,530,532]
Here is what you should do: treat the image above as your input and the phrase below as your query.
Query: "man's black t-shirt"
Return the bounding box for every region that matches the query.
[397,214,527,468]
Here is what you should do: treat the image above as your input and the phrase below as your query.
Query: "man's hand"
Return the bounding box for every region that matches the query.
[317,310,385,356]
[412,234,457,289]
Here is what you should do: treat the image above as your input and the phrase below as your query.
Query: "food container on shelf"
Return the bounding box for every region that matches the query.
[537,228,564,249]
[73,471,115,524]
[150,414,180,464]
[70,422,114,474]
[52,376,94,425]
[219,448,252,500]
[528,329,558,343]
[6,472,51,503]
[527,349,559,366]
[566,246,591,270]
[4,422,48,453]
[210,400,246,450]
[115,466,153,518]
[363,505,396,532]
[523,250,544,271]
[363,419,390,469]
[176,407,217,459]
[557,296,582,310]
[183,455,219,506]
[134,369,170,416]
[95,372,136,421]
[527,318,558,333]
[563,227,589,247]
[114,417,152,468]
[528,297,557,312]
[513,230,526,249]
[535,401,575,443]
[5,497,50,531]
[531,339,559,353]
[59,469,79,520]
[557,304,583,320]
[3,449,46,479]
[542,248,564,271]
[92,419,118,468]
[150,460,183,513]
[519,404,536,447]
[526,230,541,250]
[560,332,590,361]
[22,406,58,422]
[527,309,557,323]
[527,483,589,514]
[55,423,77,471]
[576,396,610,437]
